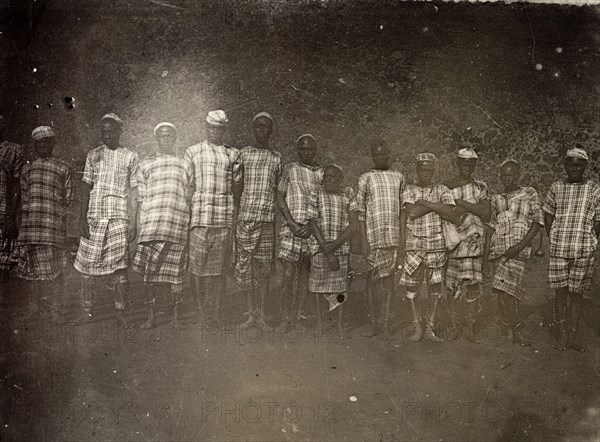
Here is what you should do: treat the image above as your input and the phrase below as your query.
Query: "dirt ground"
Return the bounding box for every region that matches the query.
[1,244,600,441]
[1,1,600,441]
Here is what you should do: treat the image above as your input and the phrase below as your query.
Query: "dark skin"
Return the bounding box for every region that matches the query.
[482,163,542,278]
[309,167,353,271]
[1,118,21,243]
[358,142,390,258]
[543,157,596,352]
[80,119,138,242]
[275,136,318,239]
[544,157,600,239]
[397,161,458,268]
[444,157,491,223]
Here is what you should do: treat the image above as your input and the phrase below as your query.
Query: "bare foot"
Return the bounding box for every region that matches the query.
[170,317,183,330]
[116,311,131,328]
[140,317,155,330]
[362,326,382,338]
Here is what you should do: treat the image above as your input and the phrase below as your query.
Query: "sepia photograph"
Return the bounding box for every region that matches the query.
[0,0,599,440]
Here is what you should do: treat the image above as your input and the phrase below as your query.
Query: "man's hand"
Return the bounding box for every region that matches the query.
[482,259,491,279]
[296,223,312,239]
[322,241,337,255]
[5,217,18,240]
[80,219,90,240]
[503,245,522,260]
[395,248,405,270]
[327,254,340,271]
[361,238,371,259]
[128,224,137,243]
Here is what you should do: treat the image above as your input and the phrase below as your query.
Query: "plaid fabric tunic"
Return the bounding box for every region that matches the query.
[136,153,192,245]
[83,145,139,220]
[352,169,405,249]
[448,180,489,258]
[307,188,352,256]
[0,141,24,224]
[18,157,74,246]
[237,146,281,222]
[402,183,454,252]
[185,140,241,228]
[277,162,323,225]
[543,180,600,258]
[489,186,544,261]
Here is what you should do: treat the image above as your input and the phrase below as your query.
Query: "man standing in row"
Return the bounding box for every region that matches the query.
[134,122,192,330]
[353,139,405,338]
[75,113,139,326]
[444,148,491,342]
[235,112,281,329]
[14,126,73,322]
[186,110,241,325]
[276,134,323,331]
[0,114,25,294]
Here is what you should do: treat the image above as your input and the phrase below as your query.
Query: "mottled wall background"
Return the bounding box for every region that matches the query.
[1,0,599,209]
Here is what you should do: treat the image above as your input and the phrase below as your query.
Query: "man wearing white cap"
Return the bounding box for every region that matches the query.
[543,146,600,352]
[185,110,241,325]
[133,123,192,330]
[399,153,457,343]
[443,147,491,343]
[13,126,73,321]
[74,113,139,326]
[0,114,25,291]
[483,159,543,347]
[234,112,281,330]
[275,133,323,332]
[352,139,406,338]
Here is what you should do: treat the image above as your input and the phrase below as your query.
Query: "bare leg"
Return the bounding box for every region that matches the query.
[76,275,94,323]
[507,293,530,347]
[296,258,310,331]
[276,261,296,332]
[464,284,481,343]
[191,274,207,325]
[170,284,184,330]
[255,262,272,330]
[140,283,157,330]
[407,292,423,342]
[566,293,587,353]
[114,270,130,328]
[553,288,568,351]
[363,273,382,338]
[424,289,443,343]
[315,292,323,340]
[50,274,64,323]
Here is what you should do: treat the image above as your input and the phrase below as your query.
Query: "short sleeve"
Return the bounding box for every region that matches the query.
[277,164,289,194]
[353,174,367,217]
[19,163,30,206]
[527,187,544,226]
[594,187,600,223]
[13,147,25,179]
[306,189,319,221]
[128,152,139,188]
[82,150,95,185]
[488,195,499,229]
[64,165,74,207]
[401,185,415,207]
[478,181,490,201]
[232,149,243,184]
[440,185,455,206]
[136,162,147,202]
[542,183,557,215]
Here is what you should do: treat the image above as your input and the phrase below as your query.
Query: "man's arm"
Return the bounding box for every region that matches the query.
[416,200,460,224]
[504,222,542,259]
[454,199,492,223]
[404,201,433,220]
[544,212,554,238]
[594,221,600,237]
[128,187,139,242]
[397,209,407,268]
[80,182,91,239]
[275,189,307,237]
[482,224,494,278]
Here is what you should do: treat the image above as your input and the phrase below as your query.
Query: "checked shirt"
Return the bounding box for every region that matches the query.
[136,153,193,245]
[83,145,139,220]
[352,169,406,249]
[277,162,323,225]
[543,180,600,258]
[185,140,241,228]
[489,186,544,261]
[307,188,353,256]
[237,146,281,222]
[18,157,73,246]
[402,183,455,252]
